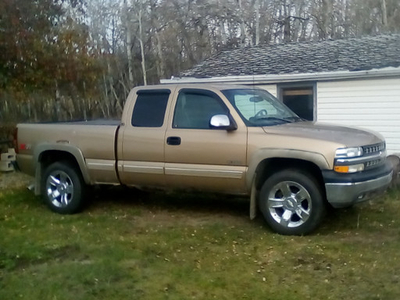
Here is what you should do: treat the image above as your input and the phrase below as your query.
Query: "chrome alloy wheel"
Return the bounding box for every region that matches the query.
[267,181,311,228]
[46,170,74,208]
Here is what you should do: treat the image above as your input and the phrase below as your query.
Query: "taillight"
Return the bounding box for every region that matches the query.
[13,127,19,154]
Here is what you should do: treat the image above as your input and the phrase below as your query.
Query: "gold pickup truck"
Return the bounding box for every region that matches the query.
[15,84,393,235]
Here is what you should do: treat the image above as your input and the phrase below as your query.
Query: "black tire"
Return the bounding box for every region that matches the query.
[41,161,85,214]
[259,169,326,235]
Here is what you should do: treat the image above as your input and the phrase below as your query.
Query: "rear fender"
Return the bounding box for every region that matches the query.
[33,143,91,195]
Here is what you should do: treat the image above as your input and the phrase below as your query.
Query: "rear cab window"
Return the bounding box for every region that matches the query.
[131,89,170,127]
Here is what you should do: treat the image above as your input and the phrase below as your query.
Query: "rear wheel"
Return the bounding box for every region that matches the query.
[41,162,85,214]
[259,169,326,235]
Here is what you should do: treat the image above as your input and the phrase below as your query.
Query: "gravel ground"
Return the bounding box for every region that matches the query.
[0,171,34,190]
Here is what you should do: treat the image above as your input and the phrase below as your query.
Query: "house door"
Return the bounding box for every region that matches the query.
[279,85,315,121]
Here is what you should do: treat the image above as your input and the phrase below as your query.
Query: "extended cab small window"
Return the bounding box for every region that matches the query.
[131,90,170,127]
[173,90,228,129]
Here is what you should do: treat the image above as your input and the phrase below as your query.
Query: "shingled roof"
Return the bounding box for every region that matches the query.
[181,34,400,78]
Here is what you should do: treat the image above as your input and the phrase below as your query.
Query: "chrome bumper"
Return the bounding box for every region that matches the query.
[325,171,393,208]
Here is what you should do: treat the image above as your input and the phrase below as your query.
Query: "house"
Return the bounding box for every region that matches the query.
[161,34,400,154]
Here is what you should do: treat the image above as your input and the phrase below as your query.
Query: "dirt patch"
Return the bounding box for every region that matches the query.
[0,245,84,272]
[0,171,33,190]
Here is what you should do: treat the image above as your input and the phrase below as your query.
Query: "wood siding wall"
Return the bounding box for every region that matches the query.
[317,78,400,154]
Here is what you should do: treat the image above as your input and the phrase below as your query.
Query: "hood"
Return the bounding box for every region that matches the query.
[262,121,384,147]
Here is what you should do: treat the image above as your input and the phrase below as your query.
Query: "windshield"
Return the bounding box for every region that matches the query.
[222,88,302,126]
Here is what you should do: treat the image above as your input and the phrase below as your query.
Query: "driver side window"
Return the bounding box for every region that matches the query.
[173,91,228,129]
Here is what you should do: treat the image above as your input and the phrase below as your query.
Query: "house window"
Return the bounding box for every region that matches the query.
[279,85,315,121]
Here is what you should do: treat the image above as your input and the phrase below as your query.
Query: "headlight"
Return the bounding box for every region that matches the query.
[334,147,364,173]
[335,147,363,158]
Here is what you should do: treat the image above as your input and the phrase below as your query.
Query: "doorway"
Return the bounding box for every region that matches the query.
[279,84,315,121]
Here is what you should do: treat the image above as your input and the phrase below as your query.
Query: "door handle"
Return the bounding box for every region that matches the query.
[167,136,181,145]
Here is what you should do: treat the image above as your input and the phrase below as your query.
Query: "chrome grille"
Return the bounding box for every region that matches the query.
[361,142,386,170]
[365,159,383,169]
[362,142,385,156]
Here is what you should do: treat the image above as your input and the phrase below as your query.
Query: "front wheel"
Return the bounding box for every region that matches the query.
[41,162,85,214]
[259,169,326,235]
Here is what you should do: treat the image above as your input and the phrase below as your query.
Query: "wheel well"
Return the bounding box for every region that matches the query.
[39,150,81,175]
[255,158,326,195]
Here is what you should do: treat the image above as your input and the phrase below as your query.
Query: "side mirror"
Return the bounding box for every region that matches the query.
[210,114,237,131]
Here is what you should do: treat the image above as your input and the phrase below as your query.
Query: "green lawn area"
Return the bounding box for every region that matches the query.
[1,172,400,300]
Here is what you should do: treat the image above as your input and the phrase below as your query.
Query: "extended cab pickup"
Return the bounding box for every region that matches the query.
[15,84,393,235]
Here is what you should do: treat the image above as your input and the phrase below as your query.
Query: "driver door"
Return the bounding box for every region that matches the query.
[164,88,248,193]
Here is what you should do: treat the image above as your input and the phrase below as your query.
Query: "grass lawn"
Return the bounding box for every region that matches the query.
[1,172,400,300]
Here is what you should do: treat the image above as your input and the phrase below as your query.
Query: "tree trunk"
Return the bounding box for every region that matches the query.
[255,0,260,45]
[155,31,164,79]
[239,0,246,46]
[138,9,147,86]
[283,0,291,42]
[220,20,227,45]
[124,0,134,87]
[381,0,388,31]
[54,80,61,121]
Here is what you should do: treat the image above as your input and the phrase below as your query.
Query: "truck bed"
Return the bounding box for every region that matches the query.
[16,121,120,184]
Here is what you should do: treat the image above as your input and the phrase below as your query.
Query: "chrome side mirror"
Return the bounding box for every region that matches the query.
[210,114,237,131]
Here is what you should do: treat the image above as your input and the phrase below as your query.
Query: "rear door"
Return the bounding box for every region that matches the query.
[118,88,171,187]
[164,88,248,194]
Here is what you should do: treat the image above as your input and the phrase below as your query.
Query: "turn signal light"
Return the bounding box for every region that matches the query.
[334,163,364,173]
[334,166,349,173]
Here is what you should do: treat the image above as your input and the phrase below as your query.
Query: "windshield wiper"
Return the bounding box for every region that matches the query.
[283,116,305,122]
[253,117,292,123]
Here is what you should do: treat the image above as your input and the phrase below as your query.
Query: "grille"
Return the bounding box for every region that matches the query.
[362,142,385,155]
[361,142,386,170]
[365,159,383,169]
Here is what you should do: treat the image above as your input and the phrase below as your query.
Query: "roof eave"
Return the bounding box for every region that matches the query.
[161,67,400,84]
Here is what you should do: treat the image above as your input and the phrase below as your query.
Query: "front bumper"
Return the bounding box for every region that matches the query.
[323,161,393,208]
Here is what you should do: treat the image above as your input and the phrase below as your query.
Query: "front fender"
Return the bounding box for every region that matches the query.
[246,148,331,190]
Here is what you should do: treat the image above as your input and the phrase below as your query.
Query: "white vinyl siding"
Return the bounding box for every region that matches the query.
[317,78,400,154]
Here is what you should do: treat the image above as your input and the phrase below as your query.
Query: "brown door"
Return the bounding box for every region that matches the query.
[164,88,248,194]
[118,89,171,188]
